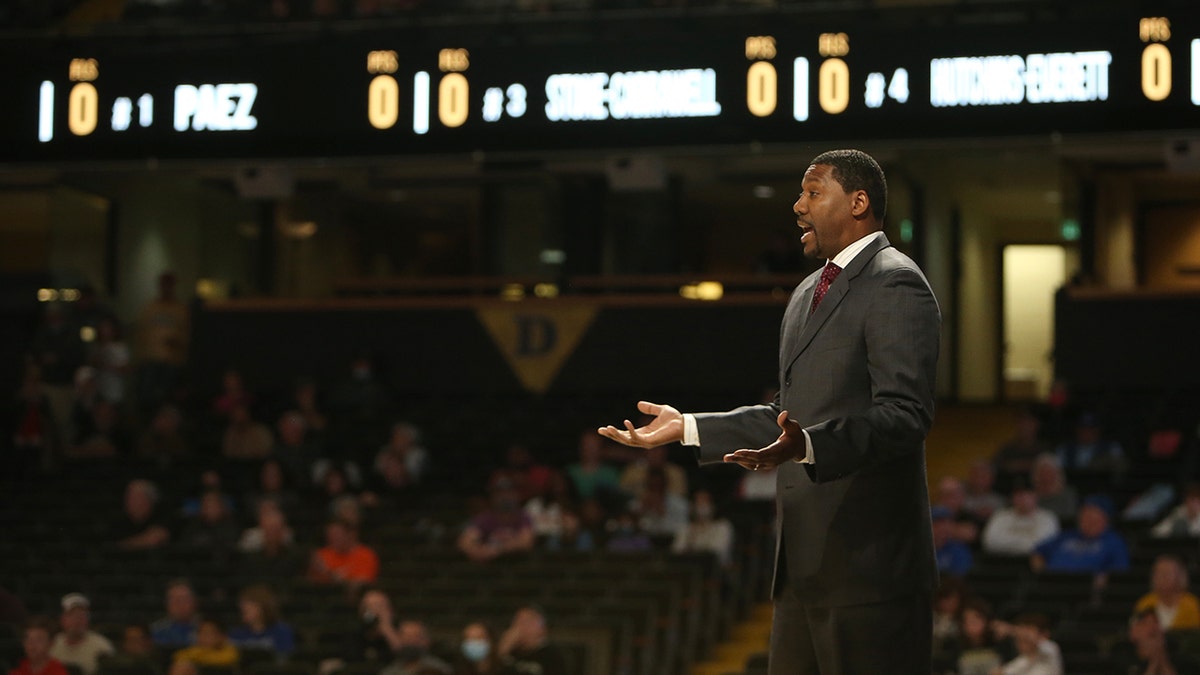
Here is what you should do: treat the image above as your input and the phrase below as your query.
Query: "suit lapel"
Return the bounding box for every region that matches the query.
[781,234,892,371]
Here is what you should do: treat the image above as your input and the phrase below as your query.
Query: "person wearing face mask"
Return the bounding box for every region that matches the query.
[379,621,451,675]
[457,481,535,563]
[671,489,735,567]
[454,622,500,675]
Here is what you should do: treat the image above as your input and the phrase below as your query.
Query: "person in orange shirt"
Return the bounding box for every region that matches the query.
[1135,554,1200,631]
[10,617,69,675]
[309,518,379,586]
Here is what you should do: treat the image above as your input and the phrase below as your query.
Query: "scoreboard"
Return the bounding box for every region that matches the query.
[2,10,1199,163]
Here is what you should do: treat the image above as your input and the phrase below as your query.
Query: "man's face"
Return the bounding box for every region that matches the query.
[122,627,152,656]
[166,586,196,621]
[511,609,545,647]
[23,628,50,662]
[792,164,855,260]
[326,523,351,551]
[396,621,429,649]
[1078,504,1108,538]
[1152,559,1183,594]
[61,607,88,636]
[1012,490,1037,514]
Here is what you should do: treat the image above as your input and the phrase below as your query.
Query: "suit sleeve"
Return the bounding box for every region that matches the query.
[692,397,782,466]
[803,267,940,483]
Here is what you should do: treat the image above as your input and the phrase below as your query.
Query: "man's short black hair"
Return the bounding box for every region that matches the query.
[809,149,888,222]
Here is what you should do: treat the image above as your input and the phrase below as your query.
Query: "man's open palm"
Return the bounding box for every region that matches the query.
[598,401,684,448]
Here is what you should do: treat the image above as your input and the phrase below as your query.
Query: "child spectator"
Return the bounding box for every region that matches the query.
[10,617,69,675]
[955,598,1008,675]
[170,619,237,669]
[228,586,295,659]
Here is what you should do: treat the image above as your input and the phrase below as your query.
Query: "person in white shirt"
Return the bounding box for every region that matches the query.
[672,490,734,567]
[990,613,1062,675]
[1151,483,1200,538]
[49,594,114,675]
[981,480,1060,556]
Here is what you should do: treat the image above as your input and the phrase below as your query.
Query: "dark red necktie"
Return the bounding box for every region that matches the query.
[810,262,842,314]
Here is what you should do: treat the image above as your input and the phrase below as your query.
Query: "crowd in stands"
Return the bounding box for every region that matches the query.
[2,274,765,675]
[10,273,1200,675]
[928,394,1200,675]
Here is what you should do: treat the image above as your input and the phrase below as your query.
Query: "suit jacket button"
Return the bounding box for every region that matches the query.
[784,377,792,387]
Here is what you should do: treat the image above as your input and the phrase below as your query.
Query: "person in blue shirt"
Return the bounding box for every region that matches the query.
[150,580,199,649]
[227,586,295,660]
[933,505,973,578]
[1032,494,1130,575]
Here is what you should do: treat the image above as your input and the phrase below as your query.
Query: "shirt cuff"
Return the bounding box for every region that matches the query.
[682,414,700,446]
[794,429,815,464]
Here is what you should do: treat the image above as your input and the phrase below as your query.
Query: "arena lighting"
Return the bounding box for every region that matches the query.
[500,283,526,301]
[6,13,1199,161]
[36,288,58,302]
[80,326,96,343]
[679,281,724,301]
[533,283,559,298]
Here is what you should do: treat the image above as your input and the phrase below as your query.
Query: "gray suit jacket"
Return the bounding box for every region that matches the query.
[695,233,940,607]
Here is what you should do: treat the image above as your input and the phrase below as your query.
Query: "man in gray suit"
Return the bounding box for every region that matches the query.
[600,149,940,673]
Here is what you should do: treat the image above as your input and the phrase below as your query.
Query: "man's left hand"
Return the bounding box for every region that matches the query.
[724,411,804,471]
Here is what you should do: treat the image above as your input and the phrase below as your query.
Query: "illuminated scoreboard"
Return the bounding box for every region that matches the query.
[2,11,1199,163]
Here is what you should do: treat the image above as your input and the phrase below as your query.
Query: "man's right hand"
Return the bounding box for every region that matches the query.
[599,401,684,448]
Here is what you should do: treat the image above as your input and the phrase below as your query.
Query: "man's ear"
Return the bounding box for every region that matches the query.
[850,190,871,219]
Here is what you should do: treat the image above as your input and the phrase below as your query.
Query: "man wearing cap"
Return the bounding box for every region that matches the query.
[1032,494,1130,575]
[49,594,114,675]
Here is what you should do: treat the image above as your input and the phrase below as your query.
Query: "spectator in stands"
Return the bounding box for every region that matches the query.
[671,489,734,567]
[48,594,112,675]
[136,404,190,466]
[964,460,1005,522]
[454,622,499,675]
[993,407,1053,478]
[240,504,304,582]
[937,476,981,544]
[489,442,553,504]
[328,352,394,432]
[991,613,1063,675]
[135,272,189,415]
[1031,454,1078,522]
[458,480,536,563]
[633,467,689,539]
[982,479,1060,556]
[1055,411,1126,475]
[177,491,239,553]
[619,444,687,500]
[10,616,69,675]
[543,508,594,552]
[361,445,420,510]
[1032,495,1129,578]
[737,463,777,501]
[289,377,328,433]
[31,304,86,444]
[89,318,130,405]
[170,618,237,670]
[352,589,403,664]
[931,579,966,648]
[179,470,234,519]
[496,606,566,675]
[151,580,200,649]
[238,500,294,553]
[68,397,131,459]
[933,506,973,578]
[1151,483,1200,538]
[313,462,364,508]
[1134,555,1200,632]
[565,431,620,501]
[379,621,451,675]
[378,422,429,484]
[1109,608,1200,675]
[605,510,653,554]
[309,518,379,586]
[9,364,56,479]
[954,598,1008,675]
[222,404,274,461]
[577,498,610,548]
[117,624,159,665]
[212,368,253,419]
[114,479,171,551]
[274,411,322,488]
[228,586,295,659]
[246,459,300,516]
[523,471,576,539]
